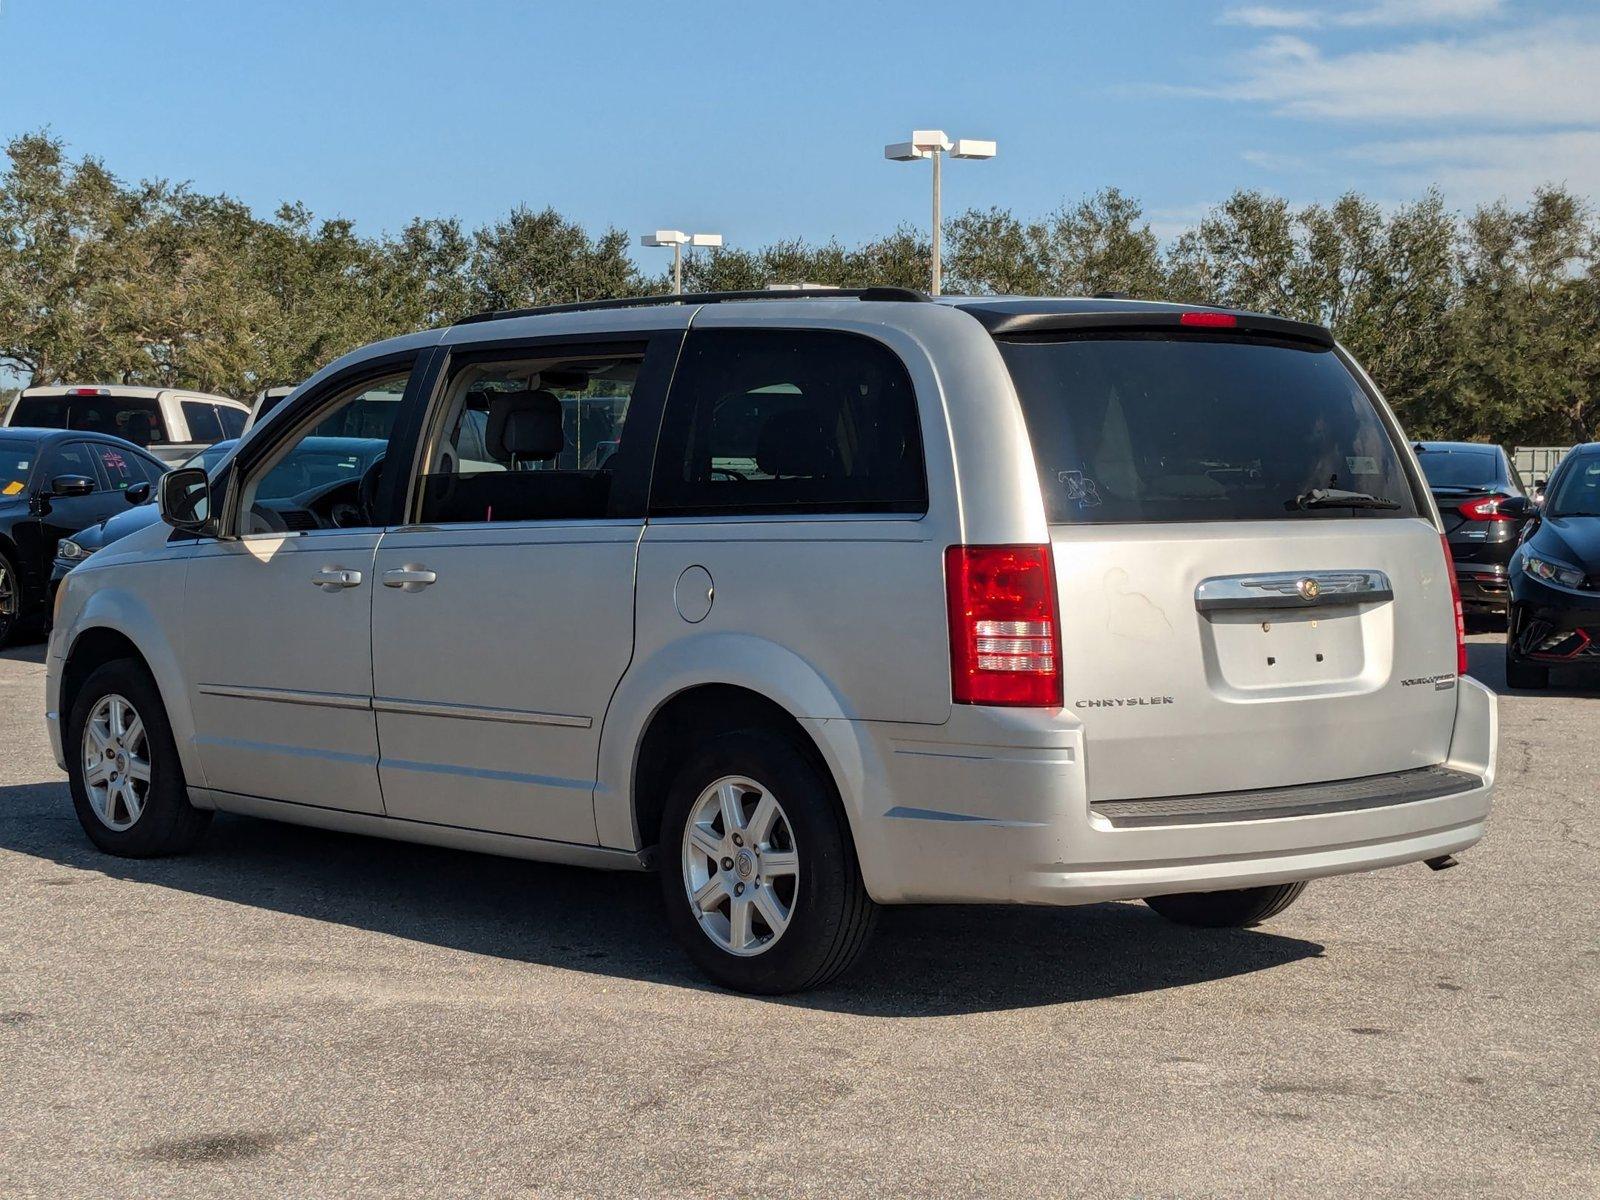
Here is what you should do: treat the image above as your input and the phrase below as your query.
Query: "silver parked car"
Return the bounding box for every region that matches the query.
[45,290,1497,994]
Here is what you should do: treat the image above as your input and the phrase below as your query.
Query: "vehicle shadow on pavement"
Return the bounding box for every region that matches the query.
[1465,639,1600,699]
[0,779,1324,1016]
[0,640,47,665]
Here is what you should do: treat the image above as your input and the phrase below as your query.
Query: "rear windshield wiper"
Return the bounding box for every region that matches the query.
[1288,488,1402,511]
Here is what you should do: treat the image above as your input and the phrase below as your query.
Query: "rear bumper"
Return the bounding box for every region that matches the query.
[1455,563,1511,611]
[837,676,1496,906]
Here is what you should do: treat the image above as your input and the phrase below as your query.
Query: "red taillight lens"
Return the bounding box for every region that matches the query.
[1441,533,1467,675]
[1179,311,1238,328]
[945,545,1063,707]
[1457,494,1515,522]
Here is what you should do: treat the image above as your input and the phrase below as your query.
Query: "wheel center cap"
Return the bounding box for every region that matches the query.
[734,850,755,879]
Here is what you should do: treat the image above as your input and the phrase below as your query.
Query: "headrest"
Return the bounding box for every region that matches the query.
[756,406,834,479]
[485,389,563,462]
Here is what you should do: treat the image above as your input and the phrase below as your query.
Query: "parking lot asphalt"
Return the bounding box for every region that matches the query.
[0,633,1596,1199]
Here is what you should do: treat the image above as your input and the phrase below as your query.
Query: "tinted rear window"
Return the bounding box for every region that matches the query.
[10,395,167,445]
[997,335,1419,524]
[1416,447,1502,489]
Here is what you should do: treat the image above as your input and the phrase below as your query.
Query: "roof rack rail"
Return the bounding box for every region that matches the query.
[453,286,930,326]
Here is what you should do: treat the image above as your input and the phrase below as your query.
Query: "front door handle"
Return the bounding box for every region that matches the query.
[312,568,363,592]
[382,566,437,592]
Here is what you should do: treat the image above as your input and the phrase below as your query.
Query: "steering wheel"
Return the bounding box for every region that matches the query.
[358,455,387,524]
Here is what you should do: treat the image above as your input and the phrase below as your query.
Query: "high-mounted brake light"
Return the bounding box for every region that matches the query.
[945,545,1062,707]
[1179,311,1238,328]
[1457,494,1516,522]
[1440,534,1468,675]
[67,387,109,397]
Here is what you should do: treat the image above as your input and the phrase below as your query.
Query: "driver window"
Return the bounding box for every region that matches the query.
[236,370,410,535]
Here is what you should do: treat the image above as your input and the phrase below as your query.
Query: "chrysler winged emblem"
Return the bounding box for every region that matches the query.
[1297,577,1320,601]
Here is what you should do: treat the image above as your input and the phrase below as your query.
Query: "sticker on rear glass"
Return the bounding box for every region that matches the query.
[1345,455,1379,474]
[1056,470,1102,509]
[2,481,22,496]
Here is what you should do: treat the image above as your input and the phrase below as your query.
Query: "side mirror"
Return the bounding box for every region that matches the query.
[1498,496,1534,520]
[125,481,152,505]
[159,467,212,534]
[49,474,97,498]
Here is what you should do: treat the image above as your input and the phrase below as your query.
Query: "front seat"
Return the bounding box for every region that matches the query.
[485,389,565,468]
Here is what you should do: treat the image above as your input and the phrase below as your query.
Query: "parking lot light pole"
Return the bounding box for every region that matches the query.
[641,230,723,295]
[884,132,997,295]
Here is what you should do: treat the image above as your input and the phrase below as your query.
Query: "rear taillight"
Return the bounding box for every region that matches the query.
[945,545,1063,707]
[1457,494,1515,522]
[1441,533,1467,675]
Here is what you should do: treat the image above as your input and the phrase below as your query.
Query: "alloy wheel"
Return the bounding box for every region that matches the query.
[81,693,152,832]
[680,775,800,957]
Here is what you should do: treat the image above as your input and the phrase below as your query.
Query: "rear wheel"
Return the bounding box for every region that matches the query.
[659,729,876,994]
[0,548,20,648]
[1144,881,1306,928]
[66,659,211,857]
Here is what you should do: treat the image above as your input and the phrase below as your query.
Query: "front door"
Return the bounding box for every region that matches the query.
[369,333,677,843]
[180,360,423,812]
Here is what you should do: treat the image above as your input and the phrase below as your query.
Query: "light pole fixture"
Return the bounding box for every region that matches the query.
[884,130,996,295]
[641,230,723,295]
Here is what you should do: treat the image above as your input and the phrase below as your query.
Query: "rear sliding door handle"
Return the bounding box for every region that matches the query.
[382,566,437,592]
[311,568,363,592]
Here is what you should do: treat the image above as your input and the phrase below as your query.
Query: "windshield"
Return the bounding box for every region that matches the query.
[1546,454,1600,517]
[1,445,35,496]
[10,395,168,445]
[1416,447,1501,489]
[997,334,1419,524]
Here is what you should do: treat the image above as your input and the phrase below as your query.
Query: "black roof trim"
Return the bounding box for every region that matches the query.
[964,306,1335,347]
[454,287,931,326]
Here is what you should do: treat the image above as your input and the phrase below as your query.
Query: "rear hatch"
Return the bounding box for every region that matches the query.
[994,317,1461,802]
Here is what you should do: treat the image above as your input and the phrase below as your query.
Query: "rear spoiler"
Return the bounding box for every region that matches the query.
[963,306,1335,348]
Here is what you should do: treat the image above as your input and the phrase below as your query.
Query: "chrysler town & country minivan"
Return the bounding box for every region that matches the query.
[45,290,1498,993]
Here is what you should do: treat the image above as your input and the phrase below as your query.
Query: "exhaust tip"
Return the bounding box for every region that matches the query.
[1425,854,1460,872]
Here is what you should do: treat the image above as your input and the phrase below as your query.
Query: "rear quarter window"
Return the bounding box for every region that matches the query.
[997,334,1419,524]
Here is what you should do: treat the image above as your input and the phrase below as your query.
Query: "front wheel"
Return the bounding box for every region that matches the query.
[659,729,877,994]
[66,659,211,857]
[1144,881,1307,928]
[0,547,21,648]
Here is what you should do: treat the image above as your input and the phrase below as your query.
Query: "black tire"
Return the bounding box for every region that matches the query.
[66,658,211,857]
[1144,881,1307,928]
[1504,643,1549,691]
[658,728,877,994]
[0,546,21,649]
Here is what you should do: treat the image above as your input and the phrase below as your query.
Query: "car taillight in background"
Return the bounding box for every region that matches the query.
[945,544,1063,707]
[1441,533,1468,675]
[1456,494,1518,522]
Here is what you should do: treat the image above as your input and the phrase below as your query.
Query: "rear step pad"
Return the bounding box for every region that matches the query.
[1091,765,1482,828]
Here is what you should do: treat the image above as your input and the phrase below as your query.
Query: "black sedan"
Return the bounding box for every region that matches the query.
[0,428,168,645]
[1505,442,1600,689]
[1413,441,1535,618]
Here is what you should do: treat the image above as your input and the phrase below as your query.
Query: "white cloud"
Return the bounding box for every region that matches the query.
[1346,130,1600,202]
[1215,23,1600,124]
[1222,0,1503,29]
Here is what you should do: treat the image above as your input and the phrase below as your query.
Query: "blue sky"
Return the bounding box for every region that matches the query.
[1,0,1595,259]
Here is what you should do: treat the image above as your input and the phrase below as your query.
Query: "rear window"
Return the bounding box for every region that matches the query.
[1416,447,1502,489]
[997,334,1419,524]
[182,401,224,442]
[10,395,168,446]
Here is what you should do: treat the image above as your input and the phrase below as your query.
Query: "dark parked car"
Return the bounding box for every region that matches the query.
[0,428,168,645]
[1505,442,1600,689]
[1413,441,1534,618]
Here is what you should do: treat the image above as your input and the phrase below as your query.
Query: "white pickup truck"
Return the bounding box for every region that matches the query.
[4,385,249,466]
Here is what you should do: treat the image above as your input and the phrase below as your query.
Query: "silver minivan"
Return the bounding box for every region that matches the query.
[45,290,1497,994]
